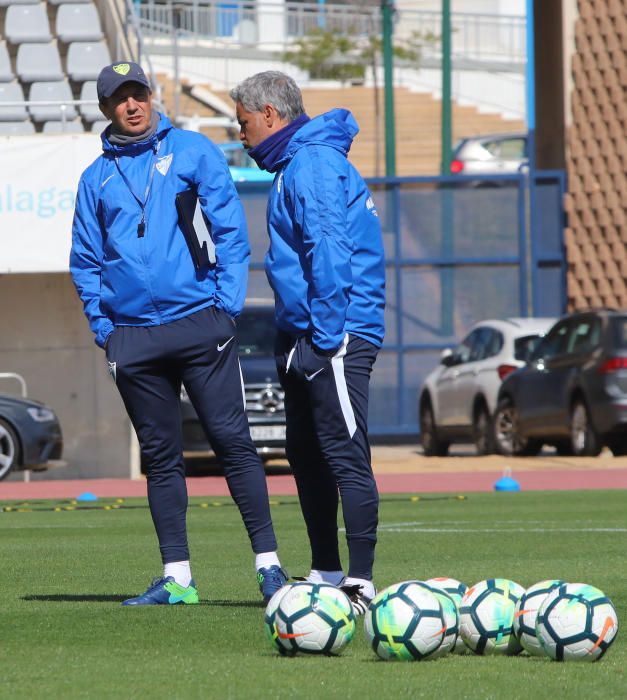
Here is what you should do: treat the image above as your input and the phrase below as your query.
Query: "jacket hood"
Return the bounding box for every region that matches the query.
[278,108,359,166]
[101,112,172,155]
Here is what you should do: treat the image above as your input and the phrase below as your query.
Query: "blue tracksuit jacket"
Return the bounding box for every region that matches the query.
[265,109,385,352]
[70,113,250,347]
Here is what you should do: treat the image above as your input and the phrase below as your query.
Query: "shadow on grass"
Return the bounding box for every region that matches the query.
[22,594,265,607]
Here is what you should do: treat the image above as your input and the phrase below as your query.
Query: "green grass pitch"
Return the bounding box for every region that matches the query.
[1,489,625,698]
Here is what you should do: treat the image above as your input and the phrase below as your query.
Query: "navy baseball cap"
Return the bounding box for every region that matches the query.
[97,61,151,102]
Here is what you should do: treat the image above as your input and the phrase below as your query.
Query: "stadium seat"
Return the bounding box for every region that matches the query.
[0,43,14,82]
[42,119,84,134]
[78,80,100,122]
[16,42,64,82]
[56,3,103,43]
[90,119,109,133]
[66,41,111,82]
[5,4,52,44]
[28,80,78,122]
[48,0,92,5]
[0,82,28,121]
[0,120,35,135]
[0,0,37,5]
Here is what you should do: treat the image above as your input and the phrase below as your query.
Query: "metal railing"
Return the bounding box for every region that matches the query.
[136,1,526,67]
[0,373,28,398]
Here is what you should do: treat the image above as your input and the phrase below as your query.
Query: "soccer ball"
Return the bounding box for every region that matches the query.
[536,582,619,661]
[513,579,564,656]
[364,580,446,660]
[425,577,468,653]
[274,582,355,655]
[263,585,292,655]
[459,578,526,655]
[416,583,459,658]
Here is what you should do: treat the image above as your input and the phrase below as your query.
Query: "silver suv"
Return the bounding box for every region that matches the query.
[419,317,555,456]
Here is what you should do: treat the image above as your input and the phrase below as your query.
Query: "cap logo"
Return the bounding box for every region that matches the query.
[113,63,131,76]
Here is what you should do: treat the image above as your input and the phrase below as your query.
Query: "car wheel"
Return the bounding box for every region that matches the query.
[0,418,19,481]
[473,404,494,455]
[570,399,602,456]
[607,439,627,457]
[420,402,450,456]
[494,397,542,456]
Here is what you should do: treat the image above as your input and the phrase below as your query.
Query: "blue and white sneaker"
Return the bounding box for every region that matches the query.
[257,565,288,603]
[122,576,199,606]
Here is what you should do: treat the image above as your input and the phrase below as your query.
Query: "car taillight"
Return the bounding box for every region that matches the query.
[450,159,464,174]
[497,364,518,381]
[598,357,627,373]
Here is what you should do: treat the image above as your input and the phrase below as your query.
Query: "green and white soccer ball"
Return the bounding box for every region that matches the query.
[263,584,292,655]
[274,582,355,655]
[416,583,459,658]
[459,578,526,655]
[425,577,468,653]
[536,583,619,661]
[364,580,446,661]
[513,579,564,656]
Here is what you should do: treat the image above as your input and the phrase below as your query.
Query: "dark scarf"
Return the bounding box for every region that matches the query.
[248,114,310,172]
[107,111,160,146]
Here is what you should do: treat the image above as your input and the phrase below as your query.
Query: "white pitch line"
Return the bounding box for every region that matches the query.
[376,527,627,533]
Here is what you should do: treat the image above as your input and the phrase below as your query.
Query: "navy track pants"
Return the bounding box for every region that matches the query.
[105,305,278,564]
[276,332,379,580]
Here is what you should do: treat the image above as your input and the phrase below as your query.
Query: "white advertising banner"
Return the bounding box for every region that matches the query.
[0,134,102,273]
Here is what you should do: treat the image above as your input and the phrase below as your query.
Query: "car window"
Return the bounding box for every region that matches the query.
[454,329,482,364]
[237,310,276,355]
[533,321,570,360]
[514,334,544,362]
[611,317,627,348]
[499,138,526,159]
[568,317,601,353]
[469,327,502,361]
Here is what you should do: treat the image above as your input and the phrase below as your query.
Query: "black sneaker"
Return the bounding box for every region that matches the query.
[340,583,374,616]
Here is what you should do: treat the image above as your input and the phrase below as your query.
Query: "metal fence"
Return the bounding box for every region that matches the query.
[136,1,526,66]
[235,171,566,436]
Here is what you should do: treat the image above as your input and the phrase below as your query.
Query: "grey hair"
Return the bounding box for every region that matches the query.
[229,71,305,122]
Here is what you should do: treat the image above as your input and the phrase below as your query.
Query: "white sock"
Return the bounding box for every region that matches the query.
[164,561,192,588]
[309,569,345,586]
[255,551,281,571]
[343,576,376,598]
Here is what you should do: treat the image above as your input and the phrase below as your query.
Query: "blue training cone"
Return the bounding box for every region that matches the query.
[494,467,521,492]
[76,492,98,502]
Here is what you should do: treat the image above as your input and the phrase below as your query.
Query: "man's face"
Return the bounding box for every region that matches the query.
[235,102,275,149]
[100,83,152,135]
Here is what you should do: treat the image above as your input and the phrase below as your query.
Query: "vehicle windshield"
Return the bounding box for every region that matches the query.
[237,309,276,355]
[514,334,544,362]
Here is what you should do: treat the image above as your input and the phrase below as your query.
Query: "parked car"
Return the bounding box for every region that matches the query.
[179,300,286,469]
[419,317,556,456]
[494,309,627,457]
[450,132,527,176]
[218,142,275,183]
[0,391,64,480]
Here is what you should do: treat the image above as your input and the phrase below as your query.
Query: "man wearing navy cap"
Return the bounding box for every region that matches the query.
[70,61,287,605]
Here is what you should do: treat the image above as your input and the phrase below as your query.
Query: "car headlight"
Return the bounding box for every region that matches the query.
[26,407,56,422]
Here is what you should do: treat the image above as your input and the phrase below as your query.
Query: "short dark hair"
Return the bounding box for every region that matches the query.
[230,71,304,122]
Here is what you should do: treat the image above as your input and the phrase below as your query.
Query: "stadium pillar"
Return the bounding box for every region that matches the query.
[381,0,396,177]
[440,0,452,174]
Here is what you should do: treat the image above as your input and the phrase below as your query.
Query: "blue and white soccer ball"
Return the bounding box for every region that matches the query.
[535,582,619,662]
[263,584,292,655]
[274,582,356,655]
[513,579,564,656]
[425,577,468,653]
[364,581,446,661]
[459,578,526,655]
